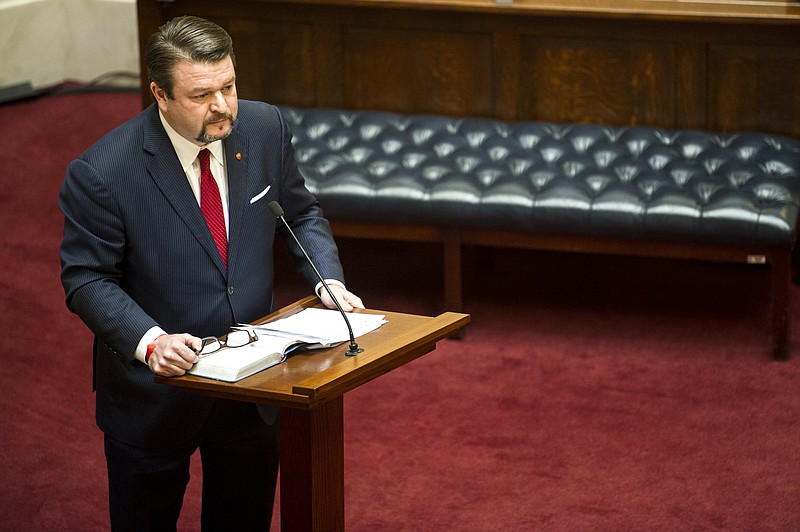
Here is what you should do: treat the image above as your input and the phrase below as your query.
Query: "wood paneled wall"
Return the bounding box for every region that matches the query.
[137,0,800,136]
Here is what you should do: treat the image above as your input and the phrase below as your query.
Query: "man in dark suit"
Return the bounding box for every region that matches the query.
[58,15,363,531]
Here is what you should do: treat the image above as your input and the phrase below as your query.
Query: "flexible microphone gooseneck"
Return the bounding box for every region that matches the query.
[269,201,363,356]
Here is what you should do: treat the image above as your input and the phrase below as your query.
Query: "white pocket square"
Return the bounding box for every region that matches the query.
[250,185,271,204]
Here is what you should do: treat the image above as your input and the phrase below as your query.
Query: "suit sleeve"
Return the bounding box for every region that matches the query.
[59,157,158,362]
[273,107,346,288]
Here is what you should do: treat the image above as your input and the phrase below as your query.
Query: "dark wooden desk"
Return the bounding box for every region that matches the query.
[156,296,470,531]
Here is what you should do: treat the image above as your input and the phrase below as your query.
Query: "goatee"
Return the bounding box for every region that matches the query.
[197,112,234,144]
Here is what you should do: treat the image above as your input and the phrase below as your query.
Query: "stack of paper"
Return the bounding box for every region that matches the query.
[237,307,387,346]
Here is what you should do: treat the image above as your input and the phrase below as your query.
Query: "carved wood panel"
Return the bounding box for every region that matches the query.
[228,19,316,106]
[709,44,800,137]
[342,26,494,117]
[519,36,676,127]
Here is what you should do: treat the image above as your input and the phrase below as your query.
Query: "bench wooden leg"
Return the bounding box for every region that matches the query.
[443,229,464,338]
[771,250,791,360]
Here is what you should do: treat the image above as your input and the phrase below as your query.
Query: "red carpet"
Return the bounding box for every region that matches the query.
[1,90,799,530]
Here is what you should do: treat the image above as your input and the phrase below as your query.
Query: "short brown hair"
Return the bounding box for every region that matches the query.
[145,15,236,99]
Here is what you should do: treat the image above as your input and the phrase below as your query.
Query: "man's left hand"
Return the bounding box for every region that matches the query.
[319,284,364,312]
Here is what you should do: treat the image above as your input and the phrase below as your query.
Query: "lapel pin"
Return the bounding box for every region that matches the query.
[236,152,242,160]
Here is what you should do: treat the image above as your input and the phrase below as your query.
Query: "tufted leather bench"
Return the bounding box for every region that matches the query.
[278,106,800,359]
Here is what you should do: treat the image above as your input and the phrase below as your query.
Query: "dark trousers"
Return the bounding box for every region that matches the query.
[104,399,279,532]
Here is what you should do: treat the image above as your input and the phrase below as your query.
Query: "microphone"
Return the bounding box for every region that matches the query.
[269,201,363,356]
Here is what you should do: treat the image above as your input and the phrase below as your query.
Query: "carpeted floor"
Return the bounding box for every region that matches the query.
[1,90,799,531]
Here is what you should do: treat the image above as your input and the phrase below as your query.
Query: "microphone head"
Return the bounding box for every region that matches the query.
[268,201,284,218]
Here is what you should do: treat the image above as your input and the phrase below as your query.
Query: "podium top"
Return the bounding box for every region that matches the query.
[155,296,470,409]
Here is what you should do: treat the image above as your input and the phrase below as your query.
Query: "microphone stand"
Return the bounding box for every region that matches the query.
[269,201,363,356]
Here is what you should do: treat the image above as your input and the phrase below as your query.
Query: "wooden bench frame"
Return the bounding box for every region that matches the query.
[330,219,792,359]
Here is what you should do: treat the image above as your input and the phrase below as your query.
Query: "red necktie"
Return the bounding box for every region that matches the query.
[198,149,228,268]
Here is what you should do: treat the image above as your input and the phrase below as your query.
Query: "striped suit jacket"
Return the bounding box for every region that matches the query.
[59,100,344,448]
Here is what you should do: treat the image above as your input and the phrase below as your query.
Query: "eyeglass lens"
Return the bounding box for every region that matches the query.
[199,330,257,356]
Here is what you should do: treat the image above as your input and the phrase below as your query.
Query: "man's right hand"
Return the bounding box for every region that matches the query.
[146,333,201,376]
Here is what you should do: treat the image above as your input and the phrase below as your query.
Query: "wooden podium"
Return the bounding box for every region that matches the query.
[156,296,470,531]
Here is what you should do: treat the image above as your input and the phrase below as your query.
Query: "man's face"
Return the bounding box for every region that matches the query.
[151,56,238,146]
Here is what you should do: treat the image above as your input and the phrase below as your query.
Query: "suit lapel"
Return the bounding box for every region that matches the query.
[224,128,250,276]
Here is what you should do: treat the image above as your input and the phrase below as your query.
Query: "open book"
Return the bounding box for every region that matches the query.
[187,308,387,382]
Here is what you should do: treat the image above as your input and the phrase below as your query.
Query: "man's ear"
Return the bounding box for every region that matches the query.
[150,82,168,112]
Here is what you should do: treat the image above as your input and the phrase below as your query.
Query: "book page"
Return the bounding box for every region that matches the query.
[187,334,300,381]
[240,308,387,344]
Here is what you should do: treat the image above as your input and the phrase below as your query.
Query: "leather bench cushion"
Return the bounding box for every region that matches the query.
[279,106,800,247]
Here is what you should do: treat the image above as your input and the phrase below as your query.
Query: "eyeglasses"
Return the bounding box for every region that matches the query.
[198,329,258,357]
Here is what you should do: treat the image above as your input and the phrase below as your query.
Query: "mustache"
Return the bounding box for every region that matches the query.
[204,112,233,126]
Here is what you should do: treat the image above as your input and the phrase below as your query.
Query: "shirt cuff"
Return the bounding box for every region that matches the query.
[135,326,168,364]
[315,279,345,297]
